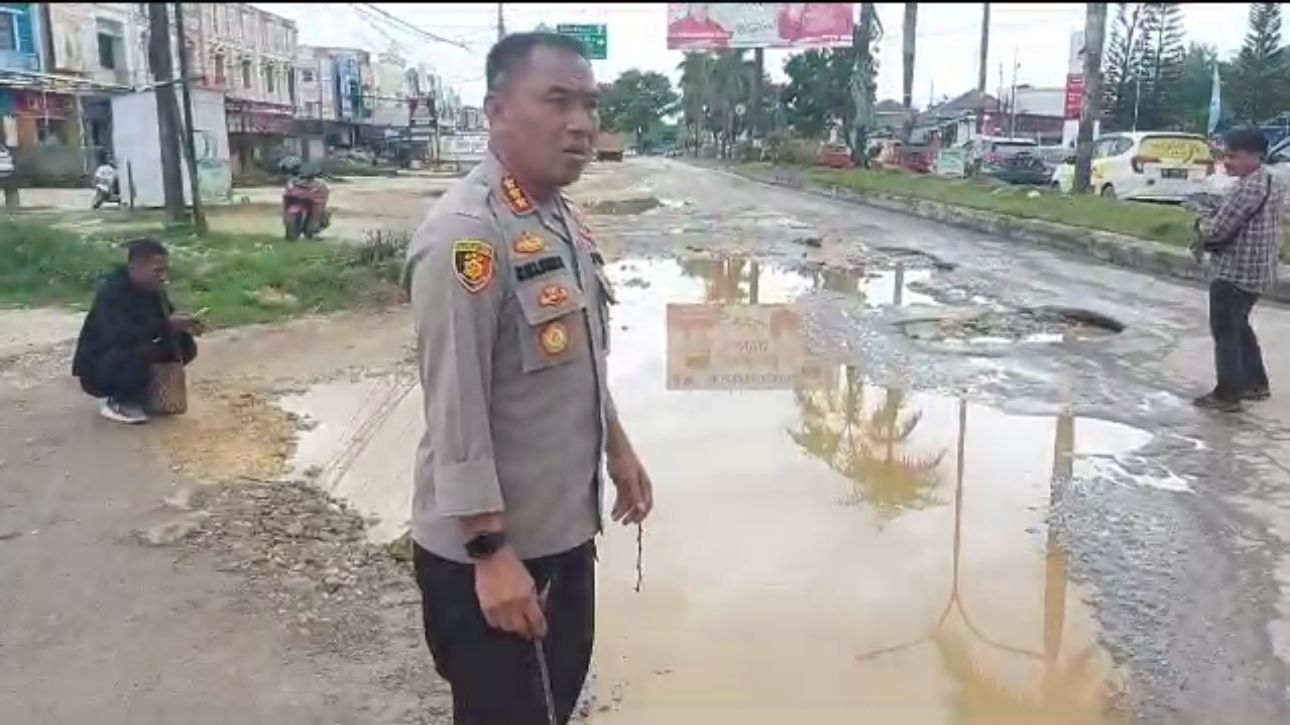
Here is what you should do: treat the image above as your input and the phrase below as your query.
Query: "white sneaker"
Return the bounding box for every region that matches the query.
[100,398,148,425]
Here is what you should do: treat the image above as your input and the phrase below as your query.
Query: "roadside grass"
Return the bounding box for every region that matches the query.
[0,217,405,328]
[784,165,1290,258]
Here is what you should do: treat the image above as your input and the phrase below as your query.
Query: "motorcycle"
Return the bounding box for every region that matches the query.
[282,176,331,240]
[91,176,120,209]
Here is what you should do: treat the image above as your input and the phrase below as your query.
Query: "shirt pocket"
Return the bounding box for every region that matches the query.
[514,271,589,373]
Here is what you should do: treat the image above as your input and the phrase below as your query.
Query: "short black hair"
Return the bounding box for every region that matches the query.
[126,237,168,263]
[486,31,587,94]
[1223,127,1269,156]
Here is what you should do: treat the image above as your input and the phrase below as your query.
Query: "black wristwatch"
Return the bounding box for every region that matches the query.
[464,530,507,560]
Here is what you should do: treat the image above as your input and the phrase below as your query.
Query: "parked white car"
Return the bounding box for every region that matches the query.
[0,147,13,176]
[1051,131,1215,201]
[1203,136,1290,199]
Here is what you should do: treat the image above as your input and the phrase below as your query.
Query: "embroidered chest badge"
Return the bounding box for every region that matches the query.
[452,239,495,293]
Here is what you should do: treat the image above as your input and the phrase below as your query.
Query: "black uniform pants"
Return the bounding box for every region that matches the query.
[414,541,595,725]
[1210,280,1269,401]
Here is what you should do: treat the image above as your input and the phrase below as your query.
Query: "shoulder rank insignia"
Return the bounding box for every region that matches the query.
[500,174,535,216]
[452,239,494,293]
[538,284,570,308]
[512,231,547,255]
[539,321,570,356]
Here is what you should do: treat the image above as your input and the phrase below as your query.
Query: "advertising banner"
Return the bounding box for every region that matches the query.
[1063,73,1084,120]
[666,4,854,50]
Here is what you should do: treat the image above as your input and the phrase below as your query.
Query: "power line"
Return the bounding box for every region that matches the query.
[351,3,471,50]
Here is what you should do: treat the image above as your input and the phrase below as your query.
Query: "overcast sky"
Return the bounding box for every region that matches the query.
[260,3,1255,107]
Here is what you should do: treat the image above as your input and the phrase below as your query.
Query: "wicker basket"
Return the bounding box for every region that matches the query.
[146,362,188,415]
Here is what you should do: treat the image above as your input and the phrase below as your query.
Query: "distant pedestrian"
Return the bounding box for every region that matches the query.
[403,32,653,724]
[1191,127,1286,412]
[71,239,203,424]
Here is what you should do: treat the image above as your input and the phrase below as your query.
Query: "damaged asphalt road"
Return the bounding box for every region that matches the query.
[2,158,1289,724]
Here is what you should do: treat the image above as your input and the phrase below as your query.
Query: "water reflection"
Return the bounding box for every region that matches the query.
[789,367,946,517]
[592,255,1140,723]
[676,254,933,308]
[855,401,1125,723]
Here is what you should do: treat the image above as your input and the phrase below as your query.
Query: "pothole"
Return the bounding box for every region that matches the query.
[586,196,663,215]
[902,306,1123,351]
[870,245,957,271]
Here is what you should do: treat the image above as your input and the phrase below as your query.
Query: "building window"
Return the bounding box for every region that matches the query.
[300,69,314,83]
[213,55,225,85]
[0,11,18,52]
[96,19,124,70]
[264,65,275,94]
[242,60,252,89]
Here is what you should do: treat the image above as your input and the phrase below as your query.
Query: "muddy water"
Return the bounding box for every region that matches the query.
[270,254,1157,722]
[589,257,1148,724]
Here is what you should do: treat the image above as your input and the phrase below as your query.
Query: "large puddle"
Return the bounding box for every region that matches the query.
[278,255,1174,722]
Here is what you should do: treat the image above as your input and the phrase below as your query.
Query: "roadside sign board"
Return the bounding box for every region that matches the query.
[934,148,968,178]
[666,303,823,390]
[556,24,608,60]
[1064,73,1084,120]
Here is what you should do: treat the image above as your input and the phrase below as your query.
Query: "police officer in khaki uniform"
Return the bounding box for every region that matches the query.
[404,32,653,724]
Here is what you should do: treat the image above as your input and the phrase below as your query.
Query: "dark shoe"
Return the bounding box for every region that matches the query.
[1193,392,1242,412]
[1242,386,1271,401]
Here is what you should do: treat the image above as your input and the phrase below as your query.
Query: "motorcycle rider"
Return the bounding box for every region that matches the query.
[281,158,330,237]
[92,154,119,209]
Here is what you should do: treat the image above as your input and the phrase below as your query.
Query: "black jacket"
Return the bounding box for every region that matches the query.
[71,267,196,378]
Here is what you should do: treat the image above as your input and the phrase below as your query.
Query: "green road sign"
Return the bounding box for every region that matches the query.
[556,23,607,60]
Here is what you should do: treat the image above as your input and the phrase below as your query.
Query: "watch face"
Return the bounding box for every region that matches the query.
[466,531,505,559]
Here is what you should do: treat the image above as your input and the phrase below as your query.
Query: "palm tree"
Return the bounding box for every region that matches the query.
[902,3,919,140]
[710,50,752,158]
[677,53,714,156]
[789,369,945,517]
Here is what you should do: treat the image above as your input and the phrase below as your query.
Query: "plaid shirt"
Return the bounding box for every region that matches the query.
[1197,166,1285,293]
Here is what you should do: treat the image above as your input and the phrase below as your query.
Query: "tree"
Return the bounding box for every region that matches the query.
[1139,3,1186,129]
[1231,2,1287,124]
[1173,43,1222,132]
[1103,3,1147,130]
[781,49,852,138]
[599,70,678,152]
[677,53,715,155]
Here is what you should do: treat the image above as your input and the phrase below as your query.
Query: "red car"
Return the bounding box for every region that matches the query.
[816,143,855,169]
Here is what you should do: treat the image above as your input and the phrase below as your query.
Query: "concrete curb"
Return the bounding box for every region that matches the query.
[718,163,1290,304]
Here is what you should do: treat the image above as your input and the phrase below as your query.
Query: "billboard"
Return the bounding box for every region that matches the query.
[666,3,854,50]
[666,303,823,390]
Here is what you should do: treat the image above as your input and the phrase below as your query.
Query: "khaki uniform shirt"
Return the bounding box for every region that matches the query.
[404,152,615,563]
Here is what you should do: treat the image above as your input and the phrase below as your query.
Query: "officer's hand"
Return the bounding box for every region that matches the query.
[474,548,547,640]
[608,451,654,525]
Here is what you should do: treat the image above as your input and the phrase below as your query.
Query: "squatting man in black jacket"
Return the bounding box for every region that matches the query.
[71,238,203,424]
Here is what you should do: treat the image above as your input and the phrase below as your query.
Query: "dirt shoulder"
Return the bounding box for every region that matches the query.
[0,307,449,724]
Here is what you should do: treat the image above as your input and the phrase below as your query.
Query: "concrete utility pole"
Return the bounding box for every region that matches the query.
[497,3,505,41]
[173,1,206,234]
[753,48,764,142]
[147,2,185,223]
[975,3,989,134]
[1073,3,1106,194]
[852,3,878,167]
[901,3,917,141]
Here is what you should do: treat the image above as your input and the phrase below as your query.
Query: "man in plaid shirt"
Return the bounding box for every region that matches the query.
[1192,128,1286,411]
